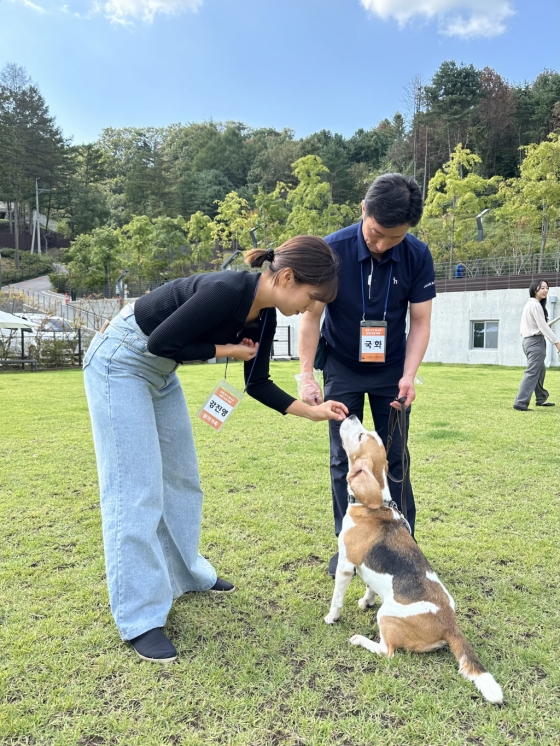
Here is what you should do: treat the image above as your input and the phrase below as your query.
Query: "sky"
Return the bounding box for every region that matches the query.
[1,0,559,145]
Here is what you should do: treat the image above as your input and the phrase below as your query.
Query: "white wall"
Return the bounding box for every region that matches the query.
[275,310,302,357]
[277,287,560,367]
[424,287,560,367]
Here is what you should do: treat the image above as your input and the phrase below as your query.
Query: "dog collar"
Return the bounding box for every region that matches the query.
[348,498,412,535]
[387,500,413,535]
[348,495,363,506]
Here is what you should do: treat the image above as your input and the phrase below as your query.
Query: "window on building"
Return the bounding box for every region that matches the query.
[471,321,498,349]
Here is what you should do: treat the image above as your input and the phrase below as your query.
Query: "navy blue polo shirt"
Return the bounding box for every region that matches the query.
[323,221,436,377]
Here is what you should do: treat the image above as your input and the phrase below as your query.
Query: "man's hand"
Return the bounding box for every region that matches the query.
[298,302,325,405]
[393,300,431,410]
[295,372,324,405]
[391,374,415,409]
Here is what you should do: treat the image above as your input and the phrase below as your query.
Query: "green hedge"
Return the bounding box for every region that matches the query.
[0,250,55,284]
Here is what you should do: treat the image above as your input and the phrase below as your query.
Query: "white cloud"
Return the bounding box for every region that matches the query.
[13,0,48,13]
[360,0,515,39]
[95,0,202,24]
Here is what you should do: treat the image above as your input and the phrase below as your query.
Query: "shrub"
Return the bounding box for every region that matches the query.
[49,273,69,293]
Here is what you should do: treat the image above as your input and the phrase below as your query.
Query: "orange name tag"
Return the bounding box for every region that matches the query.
[197,380,243,431]
[360,320,387,363]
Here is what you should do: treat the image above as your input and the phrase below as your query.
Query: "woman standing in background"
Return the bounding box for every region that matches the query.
[513,279,560,411]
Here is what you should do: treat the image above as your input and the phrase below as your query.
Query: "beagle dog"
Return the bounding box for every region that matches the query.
[325,415,503,704]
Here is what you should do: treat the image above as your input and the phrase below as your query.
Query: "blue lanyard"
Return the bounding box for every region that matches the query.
[224,299,269,392]
[243,308,269,392]
[361,260,392,321]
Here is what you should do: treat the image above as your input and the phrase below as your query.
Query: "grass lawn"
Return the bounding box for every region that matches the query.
[1,361,559,746]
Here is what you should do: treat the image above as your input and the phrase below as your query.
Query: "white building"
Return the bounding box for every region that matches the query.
[275,284,560,368]
[425,286,560,367]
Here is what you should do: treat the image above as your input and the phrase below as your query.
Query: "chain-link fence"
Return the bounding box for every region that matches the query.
[434,253,560,280]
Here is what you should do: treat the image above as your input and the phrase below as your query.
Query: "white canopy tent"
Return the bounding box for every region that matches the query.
[0,310,37,330]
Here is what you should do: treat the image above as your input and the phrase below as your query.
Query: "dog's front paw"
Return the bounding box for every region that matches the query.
[349,634,367,647]
[324,613,339,624]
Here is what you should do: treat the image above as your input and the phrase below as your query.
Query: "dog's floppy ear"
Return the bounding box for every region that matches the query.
[347,459,383,508]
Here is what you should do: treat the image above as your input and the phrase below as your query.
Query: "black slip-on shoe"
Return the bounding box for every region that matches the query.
[210,577,235,593]
[513,405,532,411]
[130,628,177,663]
[328,551,339,578]
[536,401,555,407]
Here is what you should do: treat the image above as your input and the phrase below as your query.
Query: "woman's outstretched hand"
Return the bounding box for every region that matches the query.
[286,399,348,421]
[309,400,348,422]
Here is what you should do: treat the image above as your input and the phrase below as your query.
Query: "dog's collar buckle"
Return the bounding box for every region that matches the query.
[387,500,412,535]
[348,495,362,506]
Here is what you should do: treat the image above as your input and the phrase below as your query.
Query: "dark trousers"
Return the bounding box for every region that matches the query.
[323,354,415,537]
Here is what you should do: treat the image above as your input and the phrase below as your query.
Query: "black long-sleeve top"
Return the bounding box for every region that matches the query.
[134,271,296,415]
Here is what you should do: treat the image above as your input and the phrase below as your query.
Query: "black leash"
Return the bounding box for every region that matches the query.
[386,396,411,525]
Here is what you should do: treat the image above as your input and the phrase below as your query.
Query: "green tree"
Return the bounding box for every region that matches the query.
[422,144,499,266]
[0,63,66,267]
[191,122,257,188]
[497,133,560,270]
[211,192,254,256]
[58,144,109,237]
[471,68,517,178]
[514,71,560,149]
[348,126,393,170]
[425,61,481,157]
[252,187,291,247]
[278,156,356,241]
[300,130,357,204]
[97,127,171,225]
[67,226,121,293]
[185,211,214,264]
[120,215,157,280]
[247,132,301,192]
[149,215,190,279]
[175,169,234,218]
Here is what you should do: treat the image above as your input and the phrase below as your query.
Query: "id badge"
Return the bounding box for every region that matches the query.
[197,380,243,431]
[360,320,387,363]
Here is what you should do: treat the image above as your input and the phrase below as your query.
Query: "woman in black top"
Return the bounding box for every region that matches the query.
[83,236,347,662]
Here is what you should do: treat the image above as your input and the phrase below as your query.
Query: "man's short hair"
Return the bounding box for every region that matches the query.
[363,173,423,228]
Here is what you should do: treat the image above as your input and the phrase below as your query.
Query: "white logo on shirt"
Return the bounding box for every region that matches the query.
[424,281,435,288]
[393,277,398,284]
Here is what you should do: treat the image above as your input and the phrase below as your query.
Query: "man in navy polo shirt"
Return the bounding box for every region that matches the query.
[297,173,435,576]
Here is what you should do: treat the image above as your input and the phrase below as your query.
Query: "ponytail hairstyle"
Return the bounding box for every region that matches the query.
[244,235,339,303]
[529,278,549,321]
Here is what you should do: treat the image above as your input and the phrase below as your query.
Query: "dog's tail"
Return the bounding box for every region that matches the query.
[446,627,503,704]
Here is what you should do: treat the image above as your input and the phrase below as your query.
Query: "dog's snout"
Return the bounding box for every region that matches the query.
[340,414,359,433]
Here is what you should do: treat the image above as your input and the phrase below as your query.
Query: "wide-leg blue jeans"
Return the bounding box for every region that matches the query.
[83,308,216,641]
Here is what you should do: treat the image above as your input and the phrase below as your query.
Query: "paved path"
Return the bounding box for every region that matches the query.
[2,275,58,294]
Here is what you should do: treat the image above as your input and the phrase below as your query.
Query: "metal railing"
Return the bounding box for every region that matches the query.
[5,288,121,332]
[272,327,293,358]
[434,253,560,280]
[0,326,95,371]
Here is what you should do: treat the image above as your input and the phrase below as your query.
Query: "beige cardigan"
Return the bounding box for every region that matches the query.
[520,298,559,344]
